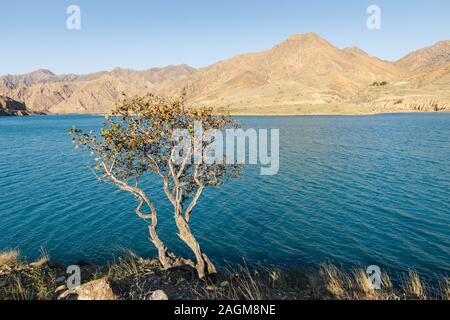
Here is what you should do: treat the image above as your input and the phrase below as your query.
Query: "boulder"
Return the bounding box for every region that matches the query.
[150,290,168,300]
[59,277,116,300]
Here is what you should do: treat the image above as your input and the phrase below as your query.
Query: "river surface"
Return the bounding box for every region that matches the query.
[0,114,448,278]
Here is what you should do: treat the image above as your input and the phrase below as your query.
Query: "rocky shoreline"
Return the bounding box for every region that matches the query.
[0,250,448,300]
[1,108,449,118]
[0,95,31,116]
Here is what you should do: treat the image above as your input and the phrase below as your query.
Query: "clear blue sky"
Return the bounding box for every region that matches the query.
[1,0,449,75]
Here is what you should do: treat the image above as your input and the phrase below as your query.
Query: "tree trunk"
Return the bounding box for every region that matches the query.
[148,224,176,270]
[174,214,217,279]
[149,212,195,270]
[102,165,192,270]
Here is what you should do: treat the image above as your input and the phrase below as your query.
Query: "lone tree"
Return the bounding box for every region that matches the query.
[69,94,241,278]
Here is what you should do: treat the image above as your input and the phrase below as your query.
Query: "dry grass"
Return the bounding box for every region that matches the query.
[192,262,313,300]
[132,259,448,301]
[353,268,374,297]
[106,251,198,300]
[108,250,141,281]
[402,269,426,300]
[192,265,271,300]
[7,276,34,300]
[317,265,449,300]
[443,278,450,300]
[1,249,448,300]
[0,249,58,300]
[320,264,350,299]
[1,266,57,300]
[318,264,396,300]
[30,248,50,268]
[0,250,20,268]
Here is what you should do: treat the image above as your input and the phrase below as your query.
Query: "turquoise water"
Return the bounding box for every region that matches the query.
[0,114,449,278]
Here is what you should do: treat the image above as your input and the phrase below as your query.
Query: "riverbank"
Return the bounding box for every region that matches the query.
[0,250,448,300]
[2,110,450,118]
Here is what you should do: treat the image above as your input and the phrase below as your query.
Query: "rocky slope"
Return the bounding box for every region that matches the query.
[163,33,405,114]
[1,250,447,300]
[0,95,30,116]
[0,65,196,114]
[395,40,450,72]
[0,69,64,89]
[409,61,450,88]
[350,58,450,114]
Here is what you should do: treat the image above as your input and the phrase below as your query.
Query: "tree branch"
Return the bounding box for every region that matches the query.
[134,198,154,219]
[102,162,157,217]
[163,174,177,207]
[185,164,205,222]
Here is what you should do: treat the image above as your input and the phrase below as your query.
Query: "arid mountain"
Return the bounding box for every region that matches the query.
[348,60,450,114]
[395,40,450,72]
[0,69,80,89]
[0,65,196,114]
[163,33,404,114]
[1,34,450,115]
[0,95,29,116]
[342,46,369,56]
[409,61,450,88]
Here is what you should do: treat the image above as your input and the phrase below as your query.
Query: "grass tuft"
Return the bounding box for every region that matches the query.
[0,250,20,268]
[402,269,426,300]
[320,264,349,299]
[108,250,140,281]
[1,249,448,301]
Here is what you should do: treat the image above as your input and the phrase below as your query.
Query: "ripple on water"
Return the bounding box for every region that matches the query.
[0,114,448,277]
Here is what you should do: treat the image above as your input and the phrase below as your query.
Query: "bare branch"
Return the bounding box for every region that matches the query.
[184,185,204,222]
[101,162,157,217]
[147,154,164,178]
[134,198,153,219]
[168,153,180,187]
[185,165,205,222]
[163,174,177,207]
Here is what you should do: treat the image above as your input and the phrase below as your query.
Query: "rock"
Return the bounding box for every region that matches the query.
[58,277,116,300]
[205,285,216,291]
[0,95,29,116]
[150,290,168,300]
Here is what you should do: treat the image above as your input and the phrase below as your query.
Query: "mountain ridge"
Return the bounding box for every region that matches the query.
[1,34,449,115]
[395,40,450,72]
[0,64,196,114]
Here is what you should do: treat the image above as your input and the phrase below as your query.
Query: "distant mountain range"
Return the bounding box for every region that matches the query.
[1,33,449,115]
[0,65,195,115]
